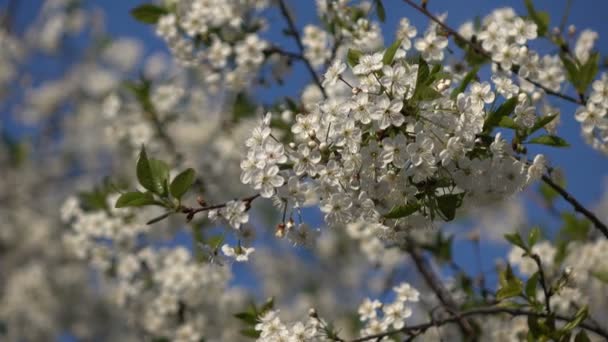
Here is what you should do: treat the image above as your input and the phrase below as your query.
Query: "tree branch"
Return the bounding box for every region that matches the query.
[276,0,327,98]
[405,241,477,337]
[349,306,608,342]
[178,194,260,222]
[541,175,608,238]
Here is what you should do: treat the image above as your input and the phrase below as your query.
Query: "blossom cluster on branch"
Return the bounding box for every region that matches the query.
[2,0,608,341]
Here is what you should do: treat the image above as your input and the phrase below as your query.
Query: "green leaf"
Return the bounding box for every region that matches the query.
[436,193,463,221]
[527,114,558,135]
[496,281,523,300]
[484,97,518,131]
[590,270,608,283]
[504,232,527,251]
[383,39,401,65]
[412,56,431,100]
[115,191,157,208]
[234,312,257,325]
[149,158,170,195]
[450,65,480,99]
[240,328,260,338]
[497,263,523,301]
[136,147,170,195]
[384,202,421,219]
[561,52,600,94]
[574,330,591,342]
[260,297,275,314]
[579,52,600,93]
[559,212,590,241]
[498,116,518,129]
[526,134,570,147]
[375,0,386,22]
[528,227,541,247]
[347,49,363,67]
[130,4,168,24]
[561,306,588,332]
[524,0,549,36]
[137,147,155,193]
[170,168,197,200]
[525,272,539,300]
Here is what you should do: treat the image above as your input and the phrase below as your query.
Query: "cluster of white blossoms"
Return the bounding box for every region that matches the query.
[315,0,383,52]
[154,0,270,91]
[460,7,566,93]
[61,195,150,270]
[508,237,608,317]
[253,282,419,341]
[241,21,547,247]
[575,73,608,154]
[357,282,420,336]
[60,194,251,341]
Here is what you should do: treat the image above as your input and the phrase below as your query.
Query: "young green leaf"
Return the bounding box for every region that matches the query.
[115,191,158,208]
[234,312,257,325]
[504,232,527,251]
[170,168,197,200]
[137,147,156,193]
[148,158,170,195]
[240,328,260,338]
[384,202,421,219]
[525,272,539,300]
[484,97,518,131]
[561,306,588,332]
[383,39,401,65]
[136,147,170,195]
[130,4,168,24]
[375,0,386,22]
[347,49,363,67]
[574,331,591,342]
[450,65,480,98]
[528,227,541,247]
[524,0,550,36]
[527,113,558,135]
[498,116,518,129]
[496,281,522,300]
[579,52,600,93]
[436,193,463,221]
[526,135,570,147]
[590,270,608,283]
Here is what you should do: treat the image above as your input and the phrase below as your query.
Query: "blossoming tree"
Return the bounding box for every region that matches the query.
[2,0,608,341]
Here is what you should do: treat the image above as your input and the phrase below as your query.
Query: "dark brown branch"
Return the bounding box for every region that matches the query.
[405,242,476,337]
[541,175,608,238]
[276,0,327,98]
[179,194,260,222]
[349,306,608,342]
[531,253,552,314]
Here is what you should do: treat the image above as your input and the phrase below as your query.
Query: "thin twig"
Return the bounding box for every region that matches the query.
[405,241,476,337]
[349,306,608,342]
[180,194,260,221]
[541,175,608,238]
[276,0,327,98]
[531,254,552,314]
